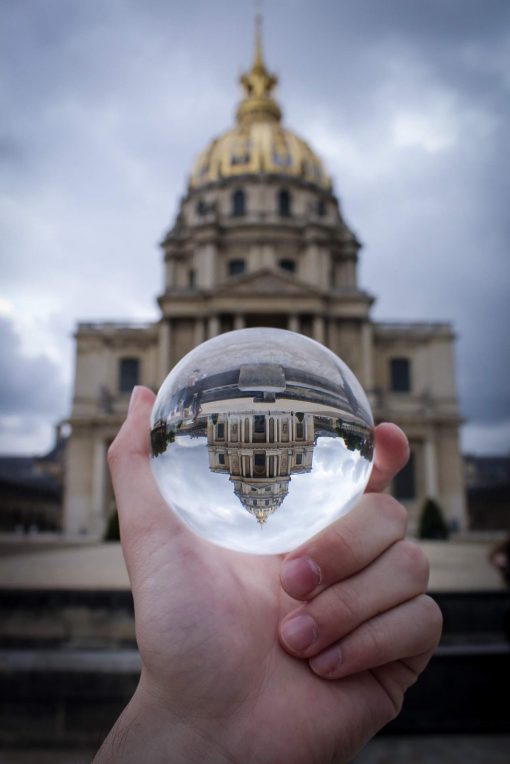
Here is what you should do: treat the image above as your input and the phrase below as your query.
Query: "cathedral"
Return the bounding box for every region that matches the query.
[63,22,466,537]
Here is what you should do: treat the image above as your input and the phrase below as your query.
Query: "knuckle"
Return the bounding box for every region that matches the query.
[417,594,443,641]
[396,540,430,586]
[363,616,385,655]
[330,521,364,570]
[375,494,408,533]
[328,584,359,626]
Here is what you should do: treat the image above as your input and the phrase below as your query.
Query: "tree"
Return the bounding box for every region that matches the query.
[418,497,449,540]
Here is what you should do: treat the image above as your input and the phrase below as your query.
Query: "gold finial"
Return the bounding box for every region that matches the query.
[236,10,282,125]
[254,8,263,68]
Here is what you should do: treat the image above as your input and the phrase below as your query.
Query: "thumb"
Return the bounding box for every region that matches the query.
[107,385,188,570]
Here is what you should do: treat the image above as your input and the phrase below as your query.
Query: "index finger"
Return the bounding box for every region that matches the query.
[365,423,409,494]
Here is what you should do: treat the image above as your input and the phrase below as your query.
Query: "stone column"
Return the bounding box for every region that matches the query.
[158,319,172,382]
[91,438,108,538]
[361,321,374,391]
[208,314,220,338]
[194,318,205,346]
[424,433,439,499]
[313,315,325,344]
[287,314,300,333]
[234,314,246,331]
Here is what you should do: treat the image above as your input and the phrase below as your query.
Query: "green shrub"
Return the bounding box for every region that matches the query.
[418,497,449,540]
[104,508,120,542]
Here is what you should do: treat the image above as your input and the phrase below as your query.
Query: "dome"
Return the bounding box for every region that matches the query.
[189,16,331,192]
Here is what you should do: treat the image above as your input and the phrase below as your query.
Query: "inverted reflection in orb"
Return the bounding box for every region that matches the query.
[150,328,374,555]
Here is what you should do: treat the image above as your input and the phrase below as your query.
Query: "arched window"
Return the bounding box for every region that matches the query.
[279,259,296,273]
[228,259,245,276]
[278,189,291,217]
[232,189,246,216]
[119,358,140,392]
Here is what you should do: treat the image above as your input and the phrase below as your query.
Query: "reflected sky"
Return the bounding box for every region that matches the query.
[151,434,372,555]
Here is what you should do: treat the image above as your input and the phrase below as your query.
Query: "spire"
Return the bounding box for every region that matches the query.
[253,9,264,68]
[236,12,282,125]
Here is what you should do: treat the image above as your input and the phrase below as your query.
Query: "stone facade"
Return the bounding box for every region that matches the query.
[63,29,466,537]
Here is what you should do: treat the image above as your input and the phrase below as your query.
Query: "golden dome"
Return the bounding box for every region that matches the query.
[189,15,331,191]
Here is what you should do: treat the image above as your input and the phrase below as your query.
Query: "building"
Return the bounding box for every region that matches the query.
[64,21,466,537]
[0,425,66,533]
[464,455,510,531]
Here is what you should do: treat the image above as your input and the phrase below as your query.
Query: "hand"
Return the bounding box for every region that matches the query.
[94,386,442,764]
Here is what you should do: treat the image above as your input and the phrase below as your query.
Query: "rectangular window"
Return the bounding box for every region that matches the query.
[229,259,245,276]
[218,453,225,465]
[296,422,304,439]
[296,453,303,465]
[390,358,411,392]
[119,358,140,392]
[254,416,266,434]
[216,423,225,440]
[393,451,416,500]
[254,453,265,466]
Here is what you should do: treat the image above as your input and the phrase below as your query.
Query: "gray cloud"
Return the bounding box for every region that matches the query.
[0,317,68,453]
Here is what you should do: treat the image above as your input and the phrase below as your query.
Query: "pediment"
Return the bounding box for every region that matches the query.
[215,268,324,297]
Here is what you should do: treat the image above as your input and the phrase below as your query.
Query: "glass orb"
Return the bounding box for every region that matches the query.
[150,328,374,555]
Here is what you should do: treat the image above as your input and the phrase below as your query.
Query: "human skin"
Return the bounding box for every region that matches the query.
[94,386,442,764]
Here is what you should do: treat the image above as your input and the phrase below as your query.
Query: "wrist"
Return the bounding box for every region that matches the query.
[93,676,237,764]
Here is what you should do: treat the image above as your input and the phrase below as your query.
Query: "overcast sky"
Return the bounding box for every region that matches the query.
[1,0,509,456]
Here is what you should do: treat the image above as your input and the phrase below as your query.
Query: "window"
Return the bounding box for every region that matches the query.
[254,453,265,467]
[393,451,416,500]
[279,259,295,273]
[317,199,326,217]
[188,269,196,288]
[232,189,246,216]
[296,453,303,465]
[278,189,291,217]
[228,259,245,276]
[254,415,266,434]
[119,358,140,392]
[216,423,225,440]
[196,199,207,216]
[390,358,411,392]
[218,453,225,465]
[296,422,304,439]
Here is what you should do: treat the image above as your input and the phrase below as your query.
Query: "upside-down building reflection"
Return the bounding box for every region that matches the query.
[207,411,314,524]
[150,358,374,525]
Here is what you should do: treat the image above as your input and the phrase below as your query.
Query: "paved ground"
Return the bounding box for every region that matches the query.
[0,538,505,591]
[1,737,510,763]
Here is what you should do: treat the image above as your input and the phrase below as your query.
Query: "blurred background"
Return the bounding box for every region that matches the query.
[1,1,509,761]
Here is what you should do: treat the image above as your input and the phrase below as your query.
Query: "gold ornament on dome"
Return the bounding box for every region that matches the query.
[189,13,331,191]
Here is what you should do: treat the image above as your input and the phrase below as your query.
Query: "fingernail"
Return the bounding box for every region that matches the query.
[280,614,318,652]
[128,385,142,414]
[281,557,321,598]
[310,645,342,676]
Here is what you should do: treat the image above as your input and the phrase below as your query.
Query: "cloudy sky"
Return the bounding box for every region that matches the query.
[1,0,509,456]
